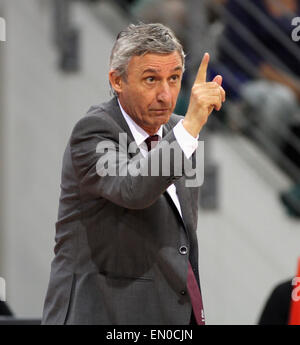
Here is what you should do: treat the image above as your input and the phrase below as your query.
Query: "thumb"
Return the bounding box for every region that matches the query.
[212,75,223,86]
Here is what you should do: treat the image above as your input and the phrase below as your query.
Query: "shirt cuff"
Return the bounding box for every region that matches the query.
[173,119,199,159]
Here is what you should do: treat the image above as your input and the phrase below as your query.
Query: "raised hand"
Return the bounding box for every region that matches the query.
[183,53,225,137]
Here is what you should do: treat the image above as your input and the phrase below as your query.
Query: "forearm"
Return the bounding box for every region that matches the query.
[260,63,300,101]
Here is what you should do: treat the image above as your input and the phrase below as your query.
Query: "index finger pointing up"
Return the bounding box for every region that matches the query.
[194,52,210,84]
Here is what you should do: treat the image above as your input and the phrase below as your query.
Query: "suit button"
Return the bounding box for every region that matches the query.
[179,245,188,255]
[180,290,186,295]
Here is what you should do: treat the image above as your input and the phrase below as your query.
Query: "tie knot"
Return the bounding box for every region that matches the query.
[145,135,159,151]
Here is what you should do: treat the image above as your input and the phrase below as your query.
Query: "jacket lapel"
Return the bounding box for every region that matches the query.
[104,97,135,141]
[162,121,192,232]
[104,97,141,158]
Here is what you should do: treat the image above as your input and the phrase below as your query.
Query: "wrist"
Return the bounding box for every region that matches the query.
[182,118,203,138]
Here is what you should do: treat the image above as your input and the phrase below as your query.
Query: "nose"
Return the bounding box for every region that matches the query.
[157,81,171,104]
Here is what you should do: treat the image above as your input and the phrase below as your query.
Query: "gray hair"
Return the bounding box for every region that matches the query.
[109,23,185,92]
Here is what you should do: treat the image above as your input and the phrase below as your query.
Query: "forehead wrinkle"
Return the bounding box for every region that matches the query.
[142,66,183,75]
[129,52,183,75]
[139,60,181,72]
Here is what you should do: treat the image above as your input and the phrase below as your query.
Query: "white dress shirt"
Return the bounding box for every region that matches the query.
[118,99,198,217]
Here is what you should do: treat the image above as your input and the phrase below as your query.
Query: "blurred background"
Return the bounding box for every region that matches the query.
[0,0,300,324]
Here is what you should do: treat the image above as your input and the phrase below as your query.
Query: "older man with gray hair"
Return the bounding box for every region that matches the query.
[42,22,225,325]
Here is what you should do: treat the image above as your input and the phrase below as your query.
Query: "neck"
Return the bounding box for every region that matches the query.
[118,98,161,136]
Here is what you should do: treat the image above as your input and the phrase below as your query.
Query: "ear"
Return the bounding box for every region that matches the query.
[109,70,123,94]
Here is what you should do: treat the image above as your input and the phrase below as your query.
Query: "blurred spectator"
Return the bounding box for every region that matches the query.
[212,0,300,144]
[258,279,293,325]
[115,0,136,11]
[211,0,300,217]
[131,0,186,43]
[280,183,300,218]
[259,258,300,324]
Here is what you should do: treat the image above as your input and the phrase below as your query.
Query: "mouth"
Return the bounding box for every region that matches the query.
[150,108,170,114]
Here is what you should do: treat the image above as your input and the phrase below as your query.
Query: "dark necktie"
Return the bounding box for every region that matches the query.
[145,135,159,152]
[145,135,205,325]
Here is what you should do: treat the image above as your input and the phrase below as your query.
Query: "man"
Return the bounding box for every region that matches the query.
[42,23,225,325]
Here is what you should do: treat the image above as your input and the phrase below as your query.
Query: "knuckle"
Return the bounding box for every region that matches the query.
[191,85,198,94]
[191,87,202,100]
[191,85,200,96]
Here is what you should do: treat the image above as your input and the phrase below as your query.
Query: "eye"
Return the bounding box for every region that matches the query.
[170,75,180,82]
[145,76,156,83]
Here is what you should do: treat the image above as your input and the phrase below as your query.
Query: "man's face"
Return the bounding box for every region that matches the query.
[111,51,183,135]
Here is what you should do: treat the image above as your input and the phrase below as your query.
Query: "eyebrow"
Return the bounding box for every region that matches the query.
[142,66,183,74]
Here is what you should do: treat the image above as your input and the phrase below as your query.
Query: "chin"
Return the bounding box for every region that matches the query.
[162,113,172,123]
[153,117,169,126]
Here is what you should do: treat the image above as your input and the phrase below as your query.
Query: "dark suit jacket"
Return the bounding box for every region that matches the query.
[258,280,293,325]
[42,97,201,325]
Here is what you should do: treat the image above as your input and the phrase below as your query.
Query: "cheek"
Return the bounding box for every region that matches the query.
[173,85,181,98]
[170,89,180,108]
[136,93,155,111]
[126,90,146,110]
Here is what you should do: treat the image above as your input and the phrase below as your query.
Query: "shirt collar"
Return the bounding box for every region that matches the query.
[117,99,163,147]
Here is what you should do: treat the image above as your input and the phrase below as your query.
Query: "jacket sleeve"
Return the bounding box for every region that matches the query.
[69,114,195,209]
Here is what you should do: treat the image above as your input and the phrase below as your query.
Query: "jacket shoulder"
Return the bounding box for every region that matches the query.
[70,100,120,144]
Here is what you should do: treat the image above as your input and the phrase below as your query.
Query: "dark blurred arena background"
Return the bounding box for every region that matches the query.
[0,0,300,324]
